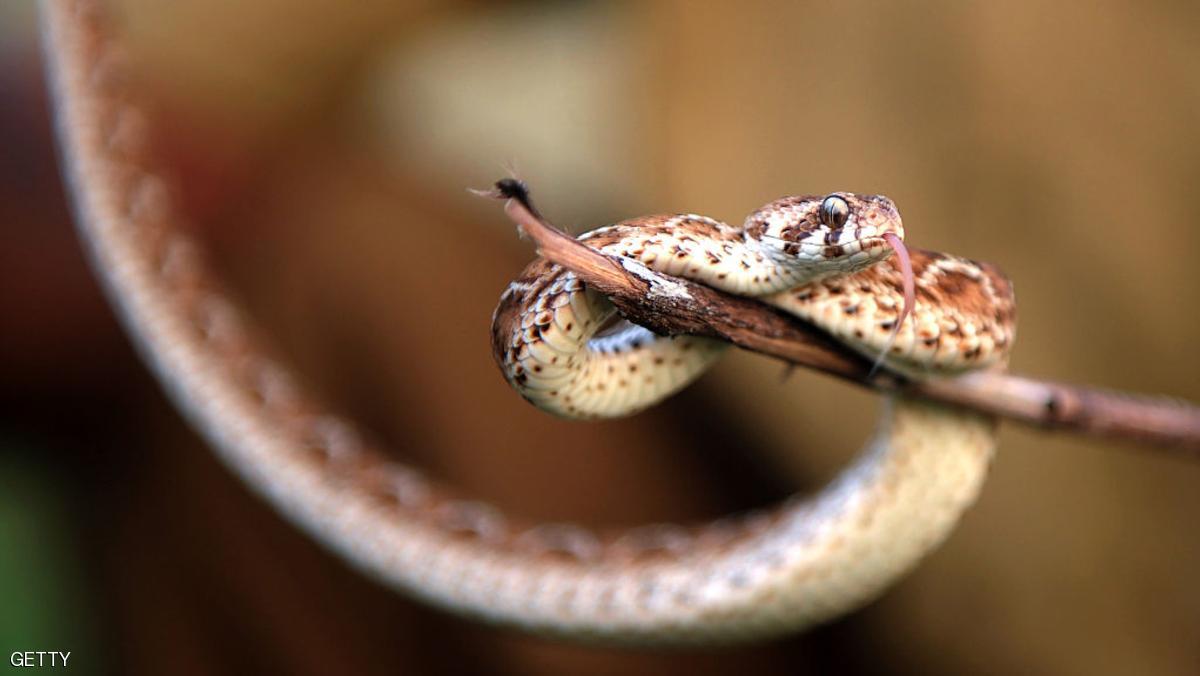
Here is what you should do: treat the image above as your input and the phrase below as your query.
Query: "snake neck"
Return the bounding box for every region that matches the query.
[587,215,845,296]
[737,233,827,294]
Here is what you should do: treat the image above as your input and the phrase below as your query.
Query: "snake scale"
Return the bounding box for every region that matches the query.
[42,0,1016,644]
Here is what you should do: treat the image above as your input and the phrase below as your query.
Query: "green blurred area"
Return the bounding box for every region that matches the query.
[0,443,98,673]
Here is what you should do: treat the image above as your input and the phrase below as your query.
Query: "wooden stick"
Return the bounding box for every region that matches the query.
[482,179,1200,457]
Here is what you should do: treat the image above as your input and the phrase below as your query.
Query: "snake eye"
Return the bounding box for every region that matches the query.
[819,196,850,229]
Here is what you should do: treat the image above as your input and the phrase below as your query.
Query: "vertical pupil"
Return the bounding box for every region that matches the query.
[821,197,848,227]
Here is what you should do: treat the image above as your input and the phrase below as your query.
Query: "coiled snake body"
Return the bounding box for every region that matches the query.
[491,192,1016,639]
[493,193,1016,417]
[44,0,1016,645]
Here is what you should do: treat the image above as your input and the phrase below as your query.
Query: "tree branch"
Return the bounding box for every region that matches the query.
[483,179,1200,458]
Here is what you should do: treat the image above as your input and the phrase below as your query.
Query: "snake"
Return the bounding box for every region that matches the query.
[42,0,1016,645]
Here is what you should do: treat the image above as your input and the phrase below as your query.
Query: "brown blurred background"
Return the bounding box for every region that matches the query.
[2,1,1198,674]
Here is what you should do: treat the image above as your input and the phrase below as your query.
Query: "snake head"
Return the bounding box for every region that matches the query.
[747,192,914,372]
[746,192,905,281]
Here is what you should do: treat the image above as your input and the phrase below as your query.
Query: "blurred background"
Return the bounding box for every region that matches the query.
[2,1,1198,674]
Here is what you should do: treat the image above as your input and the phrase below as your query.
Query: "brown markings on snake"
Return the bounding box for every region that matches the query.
[742,219,766,240]
[765,194,819,210]
[492,215,1015,422]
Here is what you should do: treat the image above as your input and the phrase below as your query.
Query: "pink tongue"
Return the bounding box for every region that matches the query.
[883,233,915,334]
[870,233,915,375]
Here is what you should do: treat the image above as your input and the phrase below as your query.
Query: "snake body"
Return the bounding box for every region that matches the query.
[43,0,1016,644]
[493,195,1015,418]
[489,194,1015,639]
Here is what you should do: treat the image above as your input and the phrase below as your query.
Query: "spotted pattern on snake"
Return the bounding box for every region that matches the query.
[491,193,1017,637]
[493,194,1015,416]
[46,0,1017,645]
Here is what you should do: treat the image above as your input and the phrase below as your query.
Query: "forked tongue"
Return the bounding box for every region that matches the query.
[869,233,915,376]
